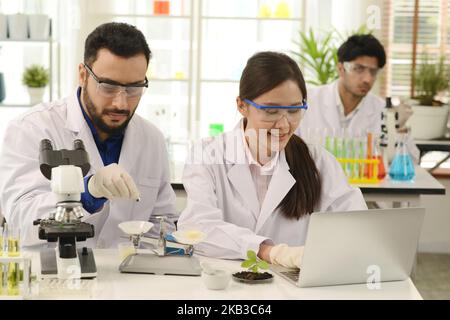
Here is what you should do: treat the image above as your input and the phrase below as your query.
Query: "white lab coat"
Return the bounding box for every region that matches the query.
[0,91,176,248]
[178,122,367,260]
[296,81,420,161]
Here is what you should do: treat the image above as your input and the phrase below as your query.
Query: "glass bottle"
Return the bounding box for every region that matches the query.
[388,133,415,181]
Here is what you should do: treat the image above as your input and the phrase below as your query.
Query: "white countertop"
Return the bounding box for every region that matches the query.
[356,166,445,194]
[31,249,422,300]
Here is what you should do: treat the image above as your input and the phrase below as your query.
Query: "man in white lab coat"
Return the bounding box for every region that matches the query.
[0,22,176,248]
[296,34,419,160]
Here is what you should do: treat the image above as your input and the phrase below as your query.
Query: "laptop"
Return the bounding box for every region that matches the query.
[271,208,425,288]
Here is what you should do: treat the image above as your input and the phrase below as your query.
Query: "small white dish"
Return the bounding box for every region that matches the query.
[172,229,206,245]
[118,221,154,235]
[202,269,231,290]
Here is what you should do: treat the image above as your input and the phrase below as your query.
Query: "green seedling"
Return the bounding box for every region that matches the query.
[241,250,269,273]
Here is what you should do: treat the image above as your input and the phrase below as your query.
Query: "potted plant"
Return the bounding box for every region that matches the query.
[22,64,49,105]
[232,250,273,283]
[407,54,450,139]
[291,28,338,86]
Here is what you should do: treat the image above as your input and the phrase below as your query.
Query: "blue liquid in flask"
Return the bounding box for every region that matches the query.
[389,154,415,181]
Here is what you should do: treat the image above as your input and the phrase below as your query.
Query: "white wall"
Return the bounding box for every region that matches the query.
[419,177,450,253]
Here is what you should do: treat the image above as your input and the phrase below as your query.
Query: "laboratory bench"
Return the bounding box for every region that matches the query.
[171,165,446,208]
[356,166,446,206]
[25,249,422,300]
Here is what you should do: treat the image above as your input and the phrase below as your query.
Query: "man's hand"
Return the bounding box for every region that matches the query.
[88,163,140,200]
[269,244,304,268]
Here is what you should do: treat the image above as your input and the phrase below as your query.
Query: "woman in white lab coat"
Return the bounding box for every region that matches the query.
[178,52,367,268]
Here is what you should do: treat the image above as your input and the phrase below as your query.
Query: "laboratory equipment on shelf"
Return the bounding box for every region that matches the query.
[118,217,203,276]
[389,134,415,181]
[33,139,97,280]
[154,0,170,15]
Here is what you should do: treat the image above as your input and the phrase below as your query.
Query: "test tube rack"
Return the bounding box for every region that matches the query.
[0,254,32,300]
[336,157,381,184]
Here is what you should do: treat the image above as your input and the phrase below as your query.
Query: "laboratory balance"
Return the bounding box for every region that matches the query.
[118,218,203,276]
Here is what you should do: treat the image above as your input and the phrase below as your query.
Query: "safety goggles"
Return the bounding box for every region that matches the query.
[243,98,308,122]
[343,61,380,78]
[84,63,148,98]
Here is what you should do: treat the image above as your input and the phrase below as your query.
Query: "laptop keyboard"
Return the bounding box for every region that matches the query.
[281,268,301,282]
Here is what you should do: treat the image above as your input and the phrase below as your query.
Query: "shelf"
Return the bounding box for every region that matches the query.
[0,104,33,108]
[202,16,302,21]
[94,14,191,20]
[201,79,239,83]
[149,78,189,82]
[0,38,52,43]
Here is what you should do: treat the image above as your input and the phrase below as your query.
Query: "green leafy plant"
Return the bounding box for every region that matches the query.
[241,250,269,273]
[22,64,49,88]
[291,25,374,86]
[292,28,338,86]
[414,53,450,106]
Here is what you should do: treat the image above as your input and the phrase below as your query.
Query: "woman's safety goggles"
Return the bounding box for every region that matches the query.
[84,63,148,98]
[243,98,308,122]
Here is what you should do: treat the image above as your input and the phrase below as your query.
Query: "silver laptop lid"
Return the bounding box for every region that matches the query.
[298,208,425,288]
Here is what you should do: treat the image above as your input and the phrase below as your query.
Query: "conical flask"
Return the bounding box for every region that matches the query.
[388,133,415,181]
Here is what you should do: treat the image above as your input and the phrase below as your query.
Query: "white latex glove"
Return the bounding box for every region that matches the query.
[88,163,140,200]
[397,102,414,131]
[269,244,304,268]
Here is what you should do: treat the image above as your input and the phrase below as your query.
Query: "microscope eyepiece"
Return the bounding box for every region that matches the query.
[73,139,86,151]
[40,139,53,152]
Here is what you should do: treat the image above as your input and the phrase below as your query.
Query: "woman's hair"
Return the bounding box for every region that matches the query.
[239,51,321,219]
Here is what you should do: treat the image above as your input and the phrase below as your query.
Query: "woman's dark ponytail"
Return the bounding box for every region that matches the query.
[281,134,321,219]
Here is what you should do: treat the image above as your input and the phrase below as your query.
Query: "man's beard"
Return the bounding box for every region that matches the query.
[82,87,135,136]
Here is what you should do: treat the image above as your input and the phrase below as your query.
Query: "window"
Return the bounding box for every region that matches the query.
[382,0,450,98]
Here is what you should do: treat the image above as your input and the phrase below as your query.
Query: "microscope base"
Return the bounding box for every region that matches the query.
[119,253,202,276]
[40,247,97,279]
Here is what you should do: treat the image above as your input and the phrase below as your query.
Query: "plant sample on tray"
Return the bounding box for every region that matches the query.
[232,250,273,282]
[414,53,450,106]
[22,64,49,88]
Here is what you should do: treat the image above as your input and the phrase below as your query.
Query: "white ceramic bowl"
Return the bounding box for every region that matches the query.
[118,221,154,235]
[202,270,231,290]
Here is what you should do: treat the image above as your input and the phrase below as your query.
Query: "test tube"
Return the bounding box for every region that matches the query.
[358,137,365,179]
[366,132,373,179]
[325,136,332,153]
[7,224,20,257]
[0,226,3,295]
[349,138,356,179]
[7,261,20,295]
[0,263,4,295]
[0,226,3,256]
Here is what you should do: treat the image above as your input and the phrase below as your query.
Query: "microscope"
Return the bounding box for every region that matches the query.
[33,139,97,279]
